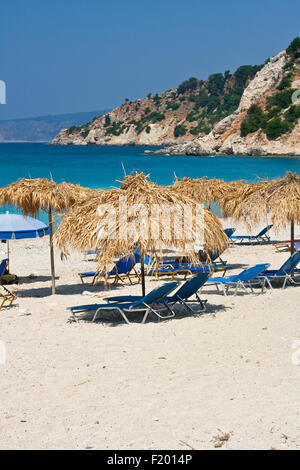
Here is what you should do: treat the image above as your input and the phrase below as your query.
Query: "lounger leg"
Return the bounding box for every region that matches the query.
[71,310,78,322]
[249,283,255,294]
[182,299,205,314]
[221,284,228,296]
[143,302,175,321]
[142,309,151,324]
[195,293,207,311]
[264,277,273,290]
[234,283,239,296]
[93,307,131,325]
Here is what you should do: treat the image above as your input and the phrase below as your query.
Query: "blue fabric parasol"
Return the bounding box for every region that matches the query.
[0,212,49,239]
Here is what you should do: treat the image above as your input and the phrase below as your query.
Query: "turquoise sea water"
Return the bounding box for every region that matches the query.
[0,142,299,222]
[1,143,299,187]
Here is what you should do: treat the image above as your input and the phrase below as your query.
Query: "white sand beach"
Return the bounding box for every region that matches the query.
[0,222,299,450]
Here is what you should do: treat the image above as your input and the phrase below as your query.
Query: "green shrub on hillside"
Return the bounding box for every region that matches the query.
[265,117,289,139]
[283,104,300,125]
[105,121,125,136]
[174,124,187,137]
[240,105,265,136]
[266,89,294,114]
[166,102,180,110]
[277,73,294,90]
[234,65,262,92]
[104,115,111,127]
[286,37,300,59]
[177,77,199,95]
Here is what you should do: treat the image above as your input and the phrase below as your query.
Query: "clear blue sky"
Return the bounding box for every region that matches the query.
[1,0,300,120]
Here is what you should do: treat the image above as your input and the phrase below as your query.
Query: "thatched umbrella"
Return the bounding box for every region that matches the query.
[220,172,300,253]
[0,178,94,294]
[171,177,244,205]
[55,172,228,296]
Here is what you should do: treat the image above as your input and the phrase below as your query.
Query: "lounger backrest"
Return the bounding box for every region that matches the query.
[111,254,136,275]
[209,249,223,261]
[277,251,300,276]
[169,272,210,301]
[237,263,270,281]
[0,259,8,278]
[256,225,273,237]
[224,228,236,238]
[132,281,179,308]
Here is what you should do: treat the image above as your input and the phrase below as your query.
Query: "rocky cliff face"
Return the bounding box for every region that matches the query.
[149,47,300,157]
[51,39,300,156]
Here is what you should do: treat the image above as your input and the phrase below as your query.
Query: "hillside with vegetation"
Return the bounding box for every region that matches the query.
[52,38,300,156]
[149,38,300,157]
[51,65,263,146]
[240,38,300,139]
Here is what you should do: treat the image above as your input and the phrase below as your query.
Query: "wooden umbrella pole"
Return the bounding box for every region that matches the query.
[48,207,56,295]
[7,240,10,273]
[291,219,295,255]
[141,252,146,297]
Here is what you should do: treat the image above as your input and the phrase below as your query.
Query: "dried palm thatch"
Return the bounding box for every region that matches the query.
[171,177,244,205]
[57,182,96,207]
[220,181,268,218]
[220,172,300,253]
[56,172,228,295]
[0,178,94,215]
[0,178,95,294]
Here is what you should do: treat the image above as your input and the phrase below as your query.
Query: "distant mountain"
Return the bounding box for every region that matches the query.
[0,109,110,142]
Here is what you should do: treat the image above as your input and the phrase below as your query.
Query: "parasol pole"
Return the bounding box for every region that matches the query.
[140,252,146,297]
[291,219,295,255]
[48,207,56,295]
[7,240,9,273]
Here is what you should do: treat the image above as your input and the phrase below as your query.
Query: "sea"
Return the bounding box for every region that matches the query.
[0,142,299,222]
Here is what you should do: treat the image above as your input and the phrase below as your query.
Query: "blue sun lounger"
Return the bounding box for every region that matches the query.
[79,252,140,286]
[105,272,211,313]
[203,263,270,296]
[224,227,236,239]
[230,225,273,244]
[257,251,300,289]
[0,259,8,279]
[68,281,179,324]
[0,258,17,284]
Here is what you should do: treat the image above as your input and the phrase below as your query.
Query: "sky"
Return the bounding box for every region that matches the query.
[1,0,300,120]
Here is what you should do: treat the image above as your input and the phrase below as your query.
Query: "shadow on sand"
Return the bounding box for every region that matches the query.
[68,302,229,327]
[17,281,129,298]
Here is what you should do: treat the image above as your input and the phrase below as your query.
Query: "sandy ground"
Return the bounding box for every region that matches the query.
[0,221,300,450]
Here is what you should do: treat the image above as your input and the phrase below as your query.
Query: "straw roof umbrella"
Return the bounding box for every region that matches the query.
[220,181,268,218]
[172,177,244,205]
[220,172,300,253]
[0,178,94,294]
[55,172,228,296]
